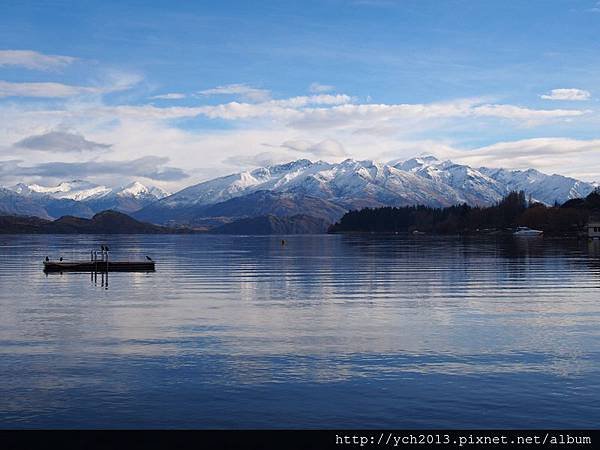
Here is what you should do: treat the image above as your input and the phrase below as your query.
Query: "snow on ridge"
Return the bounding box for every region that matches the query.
[5,157,598,215]
[162,156,597,209]
[116,181,169,199]
[9,179,169,202]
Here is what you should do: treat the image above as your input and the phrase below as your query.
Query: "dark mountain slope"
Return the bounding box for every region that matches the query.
[211,214,329,234]
[134,190,346,226]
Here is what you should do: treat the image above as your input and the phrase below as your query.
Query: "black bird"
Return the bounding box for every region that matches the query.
[105,245,109,251]
[146,256,153,261]
[101,245,105,251]
[59,257,63,261]
[45,256,49,262]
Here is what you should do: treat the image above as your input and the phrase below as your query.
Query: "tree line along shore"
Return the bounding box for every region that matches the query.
[328,190,600,236]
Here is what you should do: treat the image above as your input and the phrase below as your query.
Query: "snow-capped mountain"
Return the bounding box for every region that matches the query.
[3,180,169,218]
[135,156,597,225]
[85,181,169,213]
[151,158,467,211]
[13,180,168,202]
[478,167,595,205]
[3,157,597,225]
[117,181,169,200]
[0,187,52,219]
[12,180,111,201]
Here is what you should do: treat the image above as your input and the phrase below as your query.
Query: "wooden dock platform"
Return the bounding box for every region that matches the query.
[43,260,155,272]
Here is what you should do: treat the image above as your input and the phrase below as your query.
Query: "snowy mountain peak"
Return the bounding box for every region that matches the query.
[394,155,440,172]
[14,179,112,201]
[117,181,169,199]
[267,159,314,173]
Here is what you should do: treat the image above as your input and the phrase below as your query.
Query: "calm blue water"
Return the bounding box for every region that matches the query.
[0,234,599,428]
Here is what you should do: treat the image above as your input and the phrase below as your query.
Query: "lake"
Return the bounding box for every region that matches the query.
[0,234,599,428]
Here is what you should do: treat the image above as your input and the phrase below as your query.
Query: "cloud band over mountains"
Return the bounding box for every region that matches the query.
[0,156,188,182]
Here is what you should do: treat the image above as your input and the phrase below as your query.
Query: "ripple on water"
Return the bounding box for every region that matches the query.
[0,234,599,428]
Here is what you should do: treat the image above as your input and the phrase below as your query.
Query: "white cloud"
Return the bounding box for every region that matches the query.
[0,72,142,99]
[109,96,579,127]
[540,88,591,101]
[309,82,335,93]
[0,80,101,98]
[150,93,186,100]
[287,100,586,130]
[197,83,271,102]
[0,49,75,71]
[450,137,600,181]
[222,151,293,168]
[0,156,188,182]
[587,1,600,12]
[281,139,347,157]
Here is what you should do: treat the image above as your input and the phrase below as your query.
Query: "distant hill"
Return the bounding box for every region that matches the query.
[211,214,329,235]
[0,210,188,234]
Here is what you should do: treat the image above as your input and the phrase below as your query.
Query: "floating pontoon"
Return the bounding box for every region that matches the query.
[43,246,155,272]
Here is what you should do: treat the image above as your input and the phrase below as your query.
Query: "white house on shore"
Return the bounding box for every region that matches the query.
[588,221,600,239]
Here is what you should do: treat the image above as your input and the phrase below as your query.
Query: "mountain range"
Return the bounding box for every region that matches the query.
[132,156,597,227]
[1,156,597,231]
[2,180,169,219]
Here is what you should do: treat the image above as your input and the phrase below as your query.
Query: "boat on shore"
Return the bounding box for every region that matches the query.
[513,226,543,236]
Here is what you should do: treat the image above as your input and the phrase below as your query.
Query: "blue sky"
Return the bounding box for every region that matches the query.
[1,0,600,189]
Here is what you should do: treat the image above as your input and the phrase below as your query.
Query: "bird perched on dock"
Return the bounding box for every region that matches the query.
[146,256,153,261]
[45,256,49,262]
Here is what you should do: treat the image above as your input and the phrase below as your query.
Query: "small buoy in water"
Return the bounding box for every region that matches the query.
[281,239,286,246]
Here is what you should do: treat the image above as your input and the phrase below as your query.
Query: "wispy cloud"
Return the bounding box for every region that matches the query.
[150,93,186,100]
[0,156,188,181]
[309,82,335,93]
[197,83,271,102]
[0,49,75,71]
[14,131,111,153]
[281,139,347,157]
[586,1,600,12]
[0,80,100,98]
[0,72,141,99]
[451,137,600,181]
[540,88,591,101]
[222,151,292,168]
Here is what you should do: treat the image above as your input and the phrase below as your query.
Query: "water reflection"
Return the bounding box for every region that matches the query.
[0,234,599,428]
